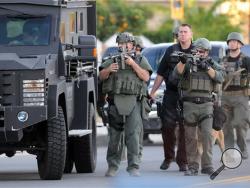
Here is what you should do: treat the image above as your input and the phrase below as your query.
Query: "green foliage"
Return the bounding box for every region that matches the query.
[97,0,241,43]
[143,22,174,43]
[97,0,152,41]
[142,4,240,43]
[185,7,240,41]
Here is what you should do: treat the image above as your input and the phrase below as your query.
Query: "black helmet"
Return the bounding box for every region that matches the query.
[116,32,134,44]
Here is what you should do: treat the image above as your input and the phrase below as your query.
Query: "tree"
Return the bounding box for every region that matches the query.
[97,0,240,43]
[97,0,152,41]
[142,1,240,43]
[185,6,240,41]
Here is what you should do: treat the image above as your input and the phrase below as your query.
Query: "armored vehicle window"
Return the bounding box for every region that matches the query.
[60,22,66,43]
[79,12,84,31]
[70,12,76,33]
[0,16,51,46]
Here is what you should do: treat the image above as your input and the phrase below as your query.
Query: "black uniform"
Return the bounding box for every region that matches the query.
[157,43,193,169]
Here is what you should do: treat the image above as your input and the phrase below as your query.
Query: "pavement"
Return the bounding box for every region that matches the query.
[96,118,250,147]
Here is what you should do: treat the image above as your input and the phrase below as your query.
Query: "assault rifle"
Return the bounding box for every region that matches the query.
[171,50,211,72]
[102,47,136,69]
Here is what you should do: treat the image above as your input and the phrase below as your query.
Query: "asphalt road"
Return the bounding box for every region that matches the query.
[0,126,250,188]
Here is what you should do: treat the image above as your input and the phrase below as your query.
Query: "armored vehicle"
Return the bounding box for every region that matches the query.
[0,0,97,180]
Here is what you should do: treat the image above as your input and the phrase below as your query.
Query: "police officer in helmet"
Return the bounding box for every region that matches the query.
[99,32,152,177]
[221,32,250,160]
[173,37,225,176]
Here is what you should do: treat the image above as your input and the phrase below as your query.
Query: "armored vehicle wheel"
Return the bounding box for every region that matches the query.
[73,103,97,173]
[37,106,66,180]
[64,138,74,173]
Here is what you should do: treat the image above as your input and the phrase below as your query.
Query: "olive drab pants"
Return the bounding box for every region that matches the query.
[183,102,214,170]
[106,102,143,171]
[222,95,250,154]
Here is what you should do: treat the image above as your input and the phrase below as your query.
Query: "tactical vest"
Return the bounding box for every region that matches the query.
[223,54,248,89]
[102,58,147,96]
[181,68,216,93]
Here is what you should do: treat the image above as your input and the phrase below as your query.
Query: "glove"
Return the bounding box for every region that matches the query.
[198,58,211,71]
[179,54,188,64]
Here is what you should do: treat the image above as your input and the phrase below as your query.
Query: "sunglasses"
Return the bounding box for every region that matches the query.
[196,49,206,54]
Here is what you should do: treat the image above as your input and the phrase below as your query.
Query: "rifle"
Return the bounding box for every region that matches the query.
[171,50,206,71]
[102,47,136,69]
[223,68,246,90]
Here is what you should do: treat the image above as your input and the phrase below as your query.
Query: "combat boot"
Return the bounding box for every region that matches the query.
[184,168,198,176]
[105,167,118,177]
[179,164,187,172]
[128,168,141,177]
[201,167,214,175]
[241,150,249,160]
[160,160,171,170]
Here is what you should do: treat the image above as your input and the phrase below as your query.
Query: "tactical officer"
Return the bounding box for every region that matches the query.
[150,23,193,172]
[99,32,152,177]
[221,32,250,160]
[173,38,225,176]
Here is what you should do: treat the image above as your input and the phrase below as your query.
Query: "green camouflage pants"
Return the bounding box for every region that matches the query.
[106,102,143,171]
[222,95,250,154]
[183,101,214,170]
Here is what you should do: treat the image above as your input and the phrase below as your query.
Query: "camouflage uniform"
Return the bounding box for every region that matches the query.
[173,38,225,175]
[100,32,152,176]
[222,32,250,159]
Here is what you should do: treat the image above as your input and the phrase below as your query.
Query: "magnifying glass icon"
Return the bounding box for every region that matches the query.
[210,148,242,180]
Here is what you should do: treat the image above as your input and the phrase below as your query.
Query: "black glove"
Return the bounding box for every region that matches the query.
[179,54,188,64]
[198,58,211,71]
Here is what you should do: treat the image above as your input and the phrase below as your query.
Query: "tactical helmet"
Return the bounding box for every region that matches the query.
[194,38,211,51]
[116,32,134,44]
[227,32,244,45]
[134,36,144,48]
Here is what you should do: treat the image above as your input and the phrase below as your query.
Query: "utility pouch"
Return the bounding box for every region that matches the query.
[141,97,151,120]
[213,105,227,131]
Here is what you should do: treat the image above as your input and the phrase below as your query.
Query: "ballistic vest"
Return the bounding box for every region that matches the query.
[181,66,217,93]
[223,54,248,89]
[102,55,147,96]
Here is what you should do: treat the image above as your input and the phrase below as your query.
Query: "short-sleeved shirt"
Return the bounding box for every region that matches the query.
[157,43,193,91]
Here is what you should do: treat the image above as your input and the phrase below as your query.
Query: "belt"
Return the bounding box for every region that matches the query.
[182,97,213,104]
[223,90,245,96]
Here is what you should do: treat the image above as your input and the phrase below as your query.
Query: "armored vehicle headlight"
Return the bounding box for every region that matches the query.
[23,79,45,106]
[17,111,28,122]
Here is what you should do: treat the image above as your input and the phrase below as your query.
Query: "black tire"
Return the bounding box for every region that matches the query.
[73,103,97,173]
[64,138,74,173]
[37,106,66,180]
